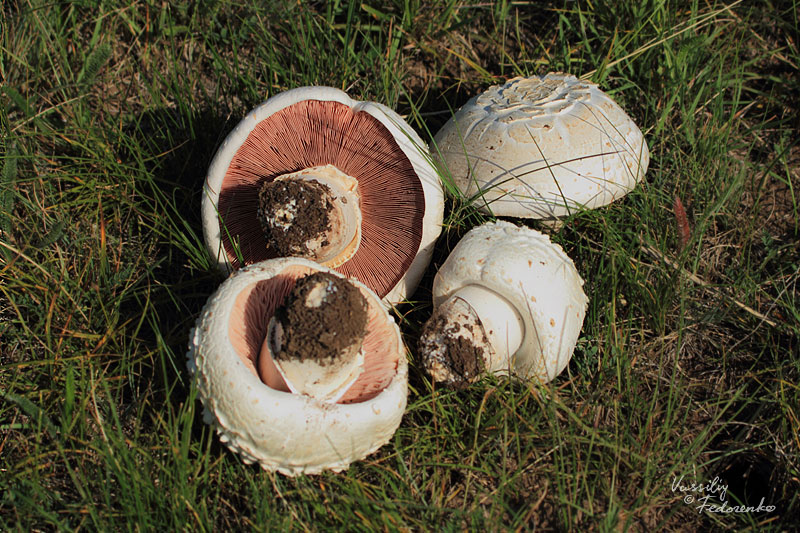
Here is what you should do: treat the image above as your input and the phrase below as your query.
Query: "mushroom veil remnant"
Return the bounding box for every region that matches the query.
[434,73,649,219]
[187,257,407,475]
[419,221,588,387]
[203,86,444,305]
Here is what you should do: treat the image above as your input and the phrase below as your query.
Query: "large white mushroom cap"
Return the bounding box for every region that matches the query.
[434,73,649,218]
[203,86,444,305]
[432,221,588,382]
[187,257,407,475]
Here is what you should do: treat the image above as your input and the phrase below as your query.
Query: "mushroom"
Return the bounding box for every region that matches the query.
[203,86,444,305]
[418,221,588,387]
[187,257,407,475]
[434,73,649,219]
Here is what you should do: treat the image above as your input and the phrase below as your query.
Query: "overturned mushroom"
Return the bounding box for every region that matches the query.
[187,258,407,475]
[434,73,649,219]
[419,221,588,387]
[203,86,444,304]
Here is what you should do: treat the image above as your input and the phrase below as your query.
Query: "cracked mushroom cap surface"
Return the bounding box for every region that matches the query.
[186,257,407,476]
[434,73,649,218]
[202,86,444,305]
[432,221,588,382]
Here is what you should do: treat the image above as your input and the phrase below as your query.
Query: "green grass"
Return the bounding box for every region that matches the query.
[2,0,798,530]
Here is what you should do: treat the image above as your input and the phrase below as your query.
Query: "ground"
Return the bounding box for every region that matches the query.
[1,0,798,530]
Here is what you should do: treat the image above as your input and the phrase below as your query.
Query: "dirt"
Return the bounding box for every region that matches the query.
[257,179,333,257]
[418,312,486,388]
[272,272,368,364]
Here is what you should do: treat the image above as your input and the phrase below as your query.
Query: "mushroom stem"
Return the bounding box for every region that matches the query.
[264,316,365,402]
[259,271,369,402]
[258,165,361,268]
[419,284,524,386]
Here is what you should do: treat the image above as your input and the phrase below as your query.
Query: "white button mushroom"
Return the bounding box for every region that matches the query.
[434,73,649,219]
[203,86,444,305]
[187,257,407,475]
[419,221,588,386]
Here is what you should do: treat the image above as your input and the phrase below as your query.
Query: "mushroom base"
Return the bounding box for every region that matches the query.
[266,271,370,402]
[272,271,369,365]
[257,165,362,268]
[257,178,336,259]
[418,297,491,387]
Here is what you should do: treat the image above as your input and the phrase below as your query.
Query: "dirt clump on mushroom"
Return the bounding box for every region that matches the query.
[257,179,334,257]
[272,271,368,364]
[418,311,487,388]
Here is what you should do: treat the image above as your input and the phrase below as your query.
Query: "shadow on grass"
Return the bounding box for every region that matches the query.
[113,106,236,444]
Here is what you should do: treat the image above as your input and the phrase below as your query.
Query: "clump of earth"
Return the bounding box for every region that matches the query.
[258,179,334,258]
[272,271,368,364]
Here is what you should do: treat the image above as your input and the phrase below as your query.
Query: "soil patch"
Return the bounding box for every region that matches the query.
[419,312,486,387]
[257,179,333,257]
[273,272,368,364]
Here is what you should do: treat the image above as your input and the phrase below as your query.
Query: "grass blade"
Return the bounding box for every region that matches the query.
[0,389,59,439]
[77,42,112,85]
[3,87,34,118]
[0,142,18,237]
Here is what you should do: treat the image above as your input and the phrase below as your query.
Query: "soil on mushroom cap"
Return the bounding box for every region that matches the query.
[273,271,368,364]
[257,179,333,257]
[419,313,486,388]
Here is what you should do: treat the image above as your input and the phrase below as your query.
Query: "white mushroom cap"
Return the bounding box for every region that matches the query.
[202,86,444,305]
[434,73,649,218]
[431,221,588,382]
[187,257,407,475]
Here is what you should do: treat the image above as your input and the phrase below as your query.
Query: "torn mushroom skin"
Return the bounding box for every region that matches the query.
[202,86,444,305]
[419,221,588,387]
[187,257,407,476]
[434,73,649,219]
